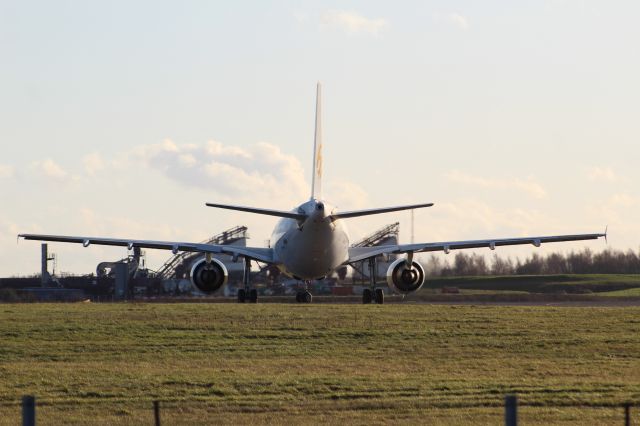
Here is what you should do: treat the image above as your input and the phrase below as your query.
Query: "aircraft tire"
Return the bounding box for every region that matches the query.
[249,289,258,303]
[238,289,246,303]
[362,288,372,304]
[375,288,384,305]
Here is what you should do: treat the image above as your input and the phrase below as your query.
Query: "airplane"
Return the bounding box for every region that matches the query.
[19,83,606,304]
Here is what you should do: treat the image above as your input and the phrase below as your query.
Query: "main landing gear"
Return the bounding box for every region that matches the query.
[237,257,258,303]
[362,257,384,304]
[295,290,313,303]
[237,288,258,303]
[295,280,313,303]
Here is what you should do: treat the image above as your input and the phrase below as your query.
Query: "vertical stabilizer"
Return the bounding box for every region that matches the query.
[311,82,323,199]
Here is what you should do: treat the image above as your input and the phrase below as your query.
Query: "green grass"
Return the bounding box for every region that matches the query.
[427,274,640,294]
[0,303,639,424]
[598,287,640,297]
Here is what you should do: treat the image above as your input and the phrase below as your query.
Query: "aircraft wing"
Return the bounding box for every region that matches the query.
[347,232,606,263]
[18,234,274,263]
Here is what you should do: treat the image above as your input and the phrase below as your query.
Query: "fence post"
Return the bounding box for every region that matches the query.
[154,400,161,426]
[22,395,35,426]
[625,403,630,426]
[505,394,517,426]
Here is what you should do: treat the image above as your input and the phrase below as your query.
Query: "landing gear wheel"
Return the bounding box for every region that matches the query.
[303,291,312,304]
[295,292,302,303]
[249,289,258,304]
[362,288,373,304]
[237,288,246,303]
[375,288,384,305]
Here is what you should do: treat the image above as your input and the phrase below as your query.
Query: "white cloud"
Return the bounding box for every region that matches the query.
[433,12,470,31]
[293,11,309,24]
[325,180,370,211]
[426,199,549,241]
[610,193,639,207]
[83,153,105,176]
[78,207,181,240]
[30,159,68,180]
[129,139,309,206]
[587,166,619,182]
[445,170,547,199]
[448,13,469,30]
[321,10,388,35]
[0,164,14,178]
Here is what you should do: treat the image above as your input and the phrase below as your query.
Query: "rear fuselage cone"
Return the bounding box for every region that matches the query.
[271,199,349,280]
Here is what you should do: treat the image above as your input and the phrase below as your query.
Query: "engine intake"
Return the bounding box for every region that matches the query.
[189,257,228,294]
[386,258,425,294]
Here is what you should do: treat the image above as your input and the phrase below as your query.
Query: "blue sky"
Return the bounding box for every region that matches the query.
[1,1,638,275]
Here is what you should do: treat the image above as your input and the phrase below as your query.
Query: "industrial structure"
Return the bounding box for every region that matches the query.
[1,224,403,301]
[156,226,248,280]
[350,222,399,285]
[155,226,250,295]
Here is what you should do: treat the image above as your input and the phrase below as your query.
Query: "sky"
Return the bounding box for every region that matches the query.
[1,0,639,276]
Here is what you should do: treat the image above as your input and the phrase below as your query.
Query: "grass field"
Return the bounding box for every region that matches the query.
[598,287,640,297]
[0,303,639,425]
[426,274,640,294]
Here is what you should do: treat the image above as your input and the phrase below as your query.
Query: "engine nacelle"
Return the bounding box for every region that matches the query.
[189,257,228,294]
[386,258,425,294]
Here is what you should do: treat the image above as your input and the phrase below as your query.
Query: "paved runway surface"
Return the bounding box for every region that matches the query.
[147,294,640,307]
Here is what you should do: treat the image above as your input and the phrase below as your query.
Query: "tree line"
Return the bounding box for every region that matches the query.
[422,248,640,277]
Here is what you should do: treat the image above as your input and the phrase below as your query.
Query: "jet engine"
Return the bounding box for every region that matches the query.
[386,258,425,294]
[189,257,228,294]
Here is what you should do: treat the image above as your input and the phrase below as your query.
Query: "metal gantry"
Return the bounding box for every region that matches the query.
[352,222,399,248]
[155,226,248,280]
[351,223,399,285]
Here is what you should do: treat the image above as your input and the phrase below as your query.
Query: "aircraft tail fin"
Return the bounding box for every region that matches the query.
[311,82,323,199]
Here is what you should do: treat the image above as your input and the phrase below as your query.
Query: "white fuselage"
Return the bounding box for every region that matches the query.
[271,199,349,280]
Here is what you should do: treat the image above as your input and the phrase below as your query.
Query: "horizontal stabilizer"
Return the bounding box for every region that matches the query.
[206,203,306,220]
[330,203,434,221]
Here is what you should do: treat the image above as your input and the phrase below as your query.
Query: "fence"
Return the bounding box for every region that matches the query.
[18,394,635,425]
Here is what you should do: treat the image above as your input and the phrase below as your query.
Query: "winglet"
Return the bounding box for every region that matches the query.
[311,82,323,200]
